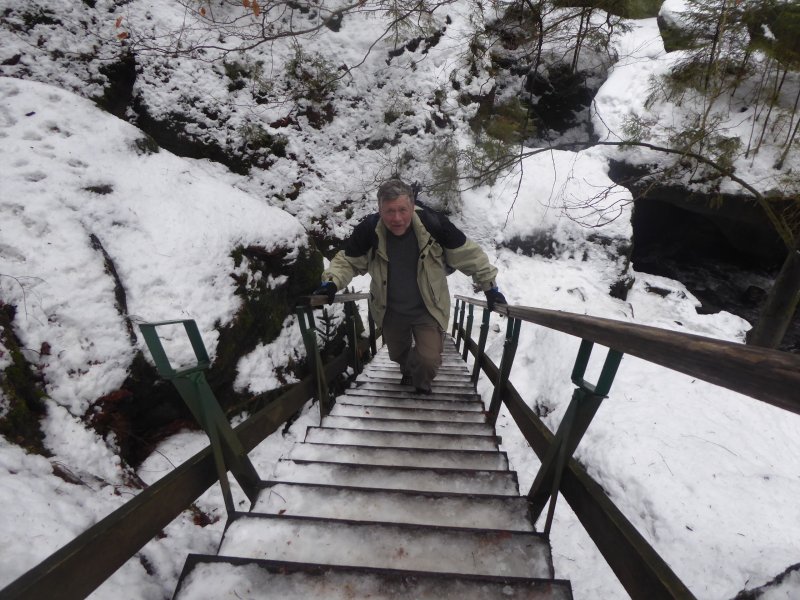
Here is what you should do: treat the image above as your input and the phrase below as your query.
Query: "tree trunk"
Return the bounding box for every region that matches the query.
[749,248,800,349]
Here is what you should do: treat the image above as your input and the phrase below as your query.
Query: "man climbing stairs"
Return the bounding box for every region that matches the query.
[172,338,573,599]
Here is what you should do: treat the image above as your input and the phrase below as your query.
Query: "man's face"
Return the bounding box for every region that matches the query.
[379,195,414,236]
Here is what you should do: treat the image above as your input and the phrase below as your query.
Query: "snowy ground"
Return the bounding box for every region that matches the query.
[1,2,799,599]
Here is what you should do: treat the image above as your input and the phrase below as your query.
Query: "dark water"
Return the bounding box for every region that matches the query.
[631,199,799,353]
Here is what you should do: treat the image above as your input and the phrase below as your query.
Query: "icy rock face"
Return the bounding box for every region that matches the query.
[0,77,317,465]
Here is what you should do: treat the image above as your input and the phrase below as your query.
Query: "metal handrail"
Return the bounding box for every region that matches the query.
[0,317,373,600]
[457,296,800,414]
[453,294,800,600]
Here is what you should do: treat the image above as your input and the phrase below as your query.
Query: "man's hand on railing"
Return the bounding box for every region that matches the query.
[485,287,507,311]
[312,281,338,304]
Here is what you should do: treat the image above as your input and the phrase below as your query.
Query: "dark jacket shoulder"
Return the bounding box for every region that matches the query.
[343,214,380,258]
[416,204,466,249]
[343,204,466,258]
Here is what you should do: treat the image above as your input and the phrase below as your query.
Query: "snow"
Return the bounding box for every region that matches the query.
[219,513,552,577]
[270,460,520,495]
[1,1,799,599]
[174,561,573,600]
[253,482,534,530]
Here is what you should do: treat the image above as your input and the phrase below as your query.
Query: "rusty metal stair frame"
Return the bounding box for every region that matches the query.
[172,337,573,599]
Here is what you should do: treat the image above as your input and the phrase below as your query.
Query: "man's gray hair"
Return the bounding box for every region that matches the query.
[377,179,414,206]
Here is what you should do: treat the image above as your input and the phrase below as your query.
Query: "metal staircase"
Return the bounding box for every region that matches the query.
[5,298,797,600]
[172,338,573,599]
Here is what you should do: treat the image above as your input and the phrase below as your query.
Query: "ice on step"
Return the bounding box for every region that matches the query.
[305,427,497,451]
[175,561,573,600]
[271,461,519,495]
[350,380,475,398]
[339,395,484,412]
[331,403,486,423]
[289,442,508,470]
[254,483,534,531]
[322,415,493,435]
[220,515,553,578]
[346,387,481,402]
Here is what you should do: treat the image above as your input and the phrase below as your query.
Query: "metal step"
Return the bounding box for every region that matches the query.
[364,362,471,374]
[330,402,486,423]
[269,460,520,495]
[345,387,482,402]
[253,482,534,530]
[338,395,484,412]
[357,372,472,384]
[353,381,478,395]
[174,556,574,599]
[367,359,468,371]
[219,513,554,579]
[288,442,509,470]
[304,426,499,451]
[322,414,494,436]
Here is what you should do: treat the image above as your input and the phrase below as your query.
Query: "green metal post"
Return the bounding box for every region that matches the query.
[455,299,467,351]
[451,298,461,338]
[295,307,330,421]
[471,307,491,386]
[138,320,261,514]
[368,312,377,357]
[462,303,474,362]
[487,317,521,425]
[528,340,624,533]
[344,300,361,375]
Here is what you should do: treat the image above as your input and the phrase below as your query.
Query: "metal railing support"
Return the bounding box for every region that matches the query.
[487,316,521,424]
[460,329,695,599]
[295,306,331,421]
[368,312,377,357]
[138,320,261,513]
[455,299,467,352]
[451,297,461,338]
[528,340,624,535]
[462,303,474,362]
[471,307,491,386]
[343,300,362,375]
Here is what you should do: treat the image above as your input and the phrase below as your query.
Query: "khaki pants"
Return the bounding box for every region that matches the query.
[382,311,443,390]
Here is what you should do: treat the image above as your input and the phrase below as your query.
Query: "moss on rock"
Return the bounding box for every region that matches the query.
[0,303,49,455]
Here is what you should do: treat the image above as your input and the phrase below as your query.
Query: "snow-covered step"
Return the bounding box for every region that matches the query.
[270,461,519,495]
[364,358,469,373]
[331,402,486,423]
[304,426,499,450]
[339,394,484,412]
[174,557,574,600]
[288,442,508,470]
[367,359,468,370]
[219,514,554,579]
[253,482,534,530]
[345,387,481,402]
[322,414,494,436]
[357,372,472,384]
[354,382,478,395]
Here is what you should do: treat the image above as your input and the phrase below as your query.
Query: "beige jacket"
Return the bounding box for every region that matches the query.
[322,208,498,330]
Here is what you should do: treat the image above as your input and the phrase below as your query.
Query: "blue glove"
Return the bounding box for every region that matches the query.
[312,281,337,304]
[485,287,507,311]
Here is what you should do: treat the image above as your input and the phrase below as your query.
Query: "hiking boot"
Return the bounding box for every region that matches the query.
[414,385,432,395]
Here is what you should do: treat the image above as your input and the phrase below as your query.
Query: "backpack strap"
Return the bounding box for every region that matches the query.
[416,205,467,250]
[343,213,380,258]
